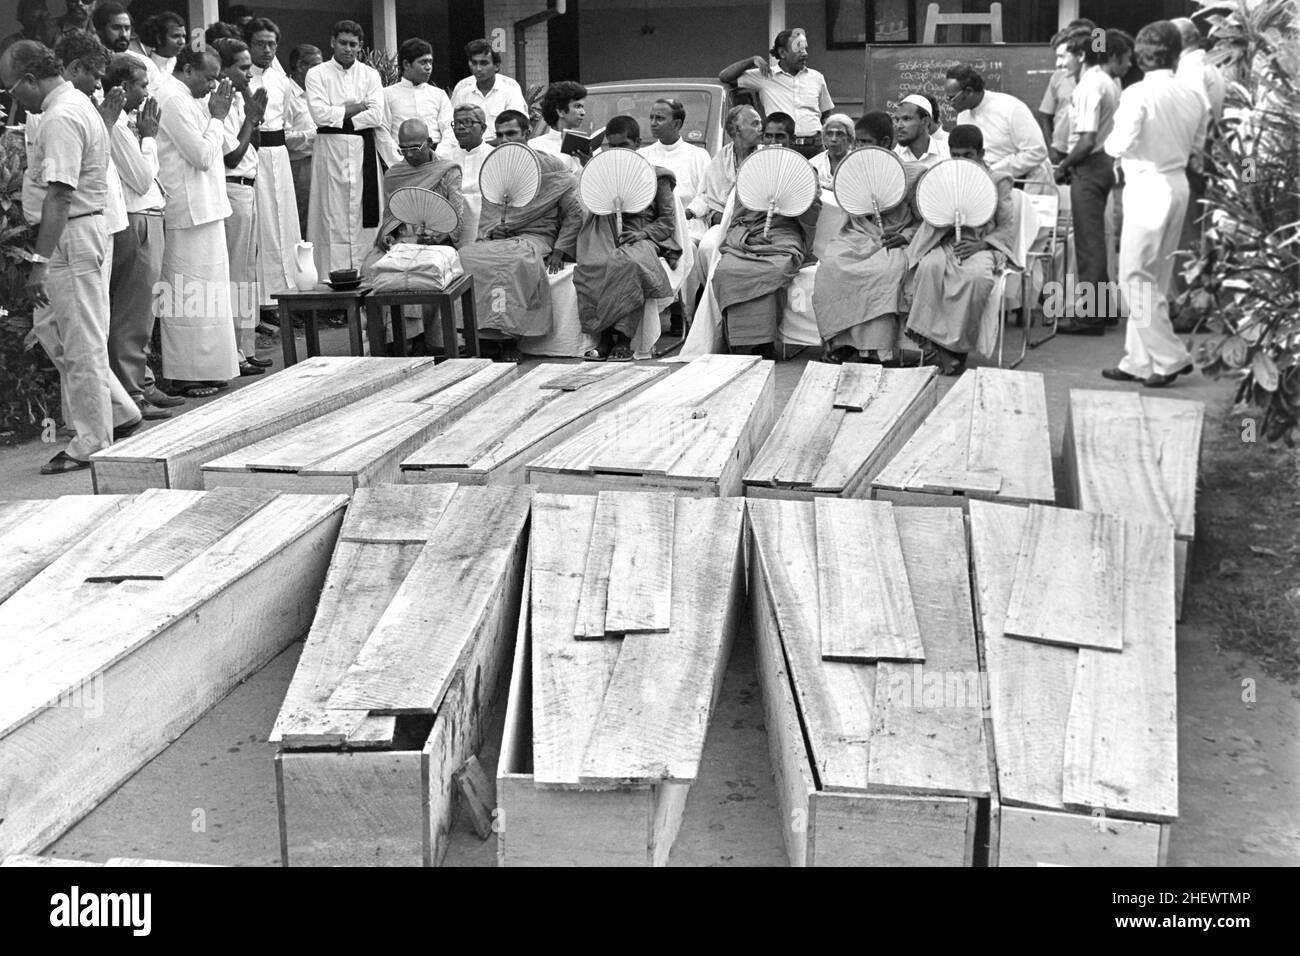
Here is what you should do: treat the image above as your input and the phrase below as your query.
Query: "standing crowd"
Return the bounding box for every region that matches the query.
[0,3,1221,475]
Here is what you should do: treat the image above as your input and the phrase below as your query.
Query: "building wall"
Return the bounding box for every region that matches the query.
[484,0,557,89]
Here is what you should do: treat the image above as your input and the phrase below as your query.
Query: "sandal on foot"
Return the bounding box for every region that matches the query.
[583,347,607,362]
[608,344,634,362]
[170,381,220,398]
[41,451,91,475]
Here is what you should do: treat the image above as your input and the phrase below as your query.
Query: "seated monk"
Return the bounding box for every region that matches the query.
[457,109,582,363]
[813,111,924,365]
[904,124,1019,376]
[575,115,680,362]
[363,118,465,271]
[710,133,821,357]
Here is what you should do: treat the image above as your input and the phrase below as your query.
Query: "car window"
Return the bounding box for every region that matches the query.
[582,88,715,152]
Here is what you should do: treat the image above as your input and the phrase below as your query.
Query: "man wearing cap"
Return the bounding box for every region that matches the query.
[719,29,833,160]
[893,94,949,167]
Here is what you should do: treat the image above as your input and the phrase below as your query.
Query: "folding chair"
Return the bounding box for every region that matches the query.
[988,188,1044,369]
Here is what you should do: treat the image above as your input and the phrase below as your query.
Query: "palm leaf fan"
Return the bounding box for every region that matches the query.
[735,146,819,239]
[580,148,657,234]
[833,146,907,221]
[479,142,542,230]
[387,187,460,238]
[914,158,998,243]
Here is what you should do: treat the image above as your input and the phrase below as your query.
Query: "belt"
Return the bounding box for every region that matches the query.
[254,129,287,148]
[315,125,380,228]
[130,208,165,217]
[227,176,257,187]
[68,210,104,220]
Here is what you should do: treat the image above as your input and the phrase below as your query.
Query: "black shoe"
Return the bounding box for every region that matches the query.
[1056,318,1105,336]
[1143,364,1195,388]
[1101,367,1140,382]
[239,362,266,377]
[244,355,274,368]
[113,417,144,440]
[143,386,186,408]
[136,399,172,421]
[1103,316,1120,327]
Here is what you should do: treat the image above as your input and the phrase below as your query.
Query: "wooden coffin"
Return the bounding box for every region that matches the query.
[200,359,515,493]
[1062,389,1205,619]
[872,367,1053,507]
[747,497,991,866]
[401,362,669,486]
[968,500,1177,866]
[525,354,776,497]
[497,492,746,866]
[745,363,939,499]
[91,356,436,493]
[273,484,531,866]
[0,489,347,857]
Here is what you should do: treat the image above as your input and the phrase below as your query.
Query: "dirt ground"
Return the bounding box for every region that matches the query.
[5,320,1296,866]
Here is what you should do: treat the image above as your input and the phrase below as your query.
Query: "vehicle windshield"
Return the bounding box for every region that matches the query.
[581,87,716,153]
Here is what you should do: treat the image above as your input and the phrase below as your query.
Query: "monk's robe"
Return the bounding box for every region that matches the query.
[361,155,467,276]
[813,162,924,353]
[574,166,680,338]
[904,167,1020,355]
[457,150,581,337]
[711,196,821,347]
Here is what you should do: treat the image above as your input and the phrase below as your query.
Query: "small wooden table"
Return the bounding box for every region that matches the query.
[362,273,481,360]
[271,286,370,366]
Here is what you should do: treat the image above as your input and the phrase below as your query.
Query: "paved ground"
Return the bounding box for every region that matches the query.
[6,320,1296,865]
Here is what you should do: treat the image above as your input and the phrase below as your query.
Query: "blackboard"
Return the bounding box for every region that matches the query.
[864,44,1058,129]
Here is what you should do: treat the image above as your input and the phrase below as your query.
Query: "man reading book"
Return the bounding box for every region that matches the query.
[530,80,589,173]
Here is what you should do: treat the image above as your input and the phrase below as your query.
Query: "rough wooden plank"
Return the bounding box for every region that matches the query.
[1003,506,1126,652]
[872,369,977,493]
[573,494,619,640]
[998,806,1166,867]
[603,492,675,634]
[578,497,744,784]
[755,361,841,487]
[530,494,622,787]
[815,498,924,663]
[1140,396,1204,541]
[338,484,458,544]
[327,485,532,714]
[0,495,129,603]
[809,792,975,866]
[832,363,883,411]
[539,365,617,390]
[270,540,422,747]
[968,500,1078,811]
[1066,389,1174,528]
[663,360,774,481]
[967,368,1052,504]
[0,499,49,539]
[86,488,279,582]
[1062,518,1178,821]
[869,508,990,798]
[746,498,875,792]
[454,755,496,839]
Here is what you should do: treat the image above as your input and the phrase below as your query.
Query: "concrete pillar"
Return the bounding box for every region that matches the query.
[188,0,219,33]
[1058,0,1080,29]
[769,0,786,42]
[375,0,398,55]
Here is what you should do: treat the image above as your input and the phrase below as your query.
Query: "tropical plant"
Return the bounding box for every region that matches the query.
[0,126,60,444]
[1183,0,1300,445]
[359,47,400,87]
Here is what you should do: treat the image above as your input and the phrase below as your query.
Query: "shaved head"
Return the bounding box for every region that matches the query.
[399,118,429,141]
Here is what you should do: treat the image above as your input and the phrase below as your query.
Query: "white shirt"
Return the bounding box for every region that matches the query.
[639,138,711,210]
[436,138,491,238]
[87,88,128,233]
[451,73,528,143]
[378,78,454,166]
[1177,48,1225,123]
[895,135,950,167]
[738,64,834,137]
[305,57,385,131]
[958,89,1052,183]
[1104,69,1208,177]
[284,82,315,161]
[689,141,740,218]
[110,110,165,213]
[1068,66,1121,155]
[125,48,164,97]
[250,64,293,132]
[530,128,582,173]
[155,75,232,229]
[220,92,260,180]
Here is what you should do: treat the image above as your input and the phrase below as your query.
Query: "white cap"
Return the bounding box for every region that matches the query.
[900,94,933,117]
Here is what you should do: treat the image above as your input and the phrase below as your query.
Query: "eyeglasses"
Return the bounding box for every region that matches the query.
[451,119,482,129]
[398,141,429,153]
[5,75,28,97]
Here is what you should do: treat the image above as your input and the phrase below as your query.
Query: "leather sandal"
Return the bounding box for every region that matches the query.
[41,451,91,475]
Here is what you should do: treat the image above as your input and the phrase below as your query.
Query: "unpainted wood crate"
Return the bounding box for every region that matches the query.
[273,484,530,866]
[0,489,347,857]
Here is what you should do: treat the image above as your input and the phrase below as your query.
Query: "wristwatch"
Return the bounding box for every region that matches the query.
[29,252,50,265]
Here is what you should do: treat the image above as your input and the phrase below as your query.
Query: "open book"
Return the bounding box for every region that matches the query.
[561,126,605,155]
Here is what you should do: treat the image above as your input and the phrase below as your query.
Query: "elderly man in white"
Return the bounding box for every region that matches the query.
[945,63,1054,192]
[305,20,386,279]
[436,103,492,242]
[1101,20,1207,388]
